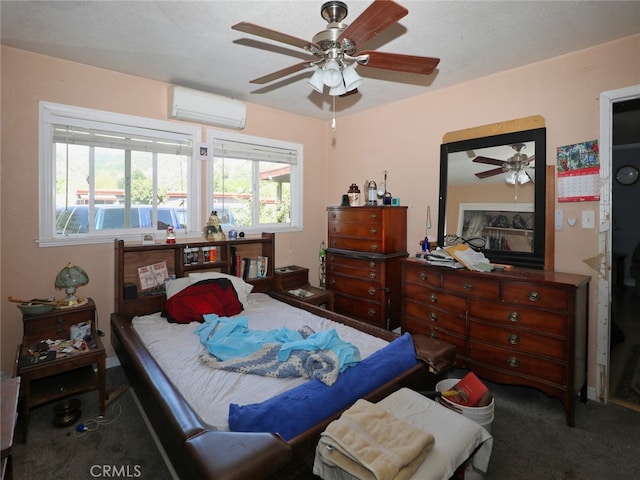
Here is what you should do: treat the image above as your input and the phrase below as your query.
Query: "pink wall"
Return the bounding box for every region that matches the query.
[2,35,639,391]
[328,34,639,388]
[0,47,328,371]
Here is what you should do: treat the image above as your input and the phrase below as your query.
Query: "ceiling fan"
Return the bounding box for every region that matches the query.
[473,143,535,184]
[231,0,440,96]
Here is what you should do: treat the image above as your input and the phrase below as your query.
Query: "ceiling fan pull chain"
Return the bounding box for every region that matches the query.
[332,96,337,131]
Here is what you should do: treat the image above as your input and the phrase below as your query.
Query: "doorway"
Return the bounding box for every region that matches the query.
[609,98,640,408]
[597,85,640,405]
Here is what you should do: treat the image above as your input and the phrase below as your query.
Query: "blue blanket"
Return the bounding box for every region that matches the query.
[228,333,418,441]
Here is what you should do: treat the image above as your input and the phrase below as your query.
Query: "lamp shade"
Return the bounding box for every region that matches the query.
[322,60,343,88]
[307,69,324,93]
[329,82,347,96]
[342,65,362,92]
[55,262,89,305]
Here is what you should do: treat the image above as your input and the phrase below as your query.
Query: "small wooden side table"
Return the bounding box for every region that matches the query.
[1,377,20,480]
[16,299,105,441]
[274,266,334,310]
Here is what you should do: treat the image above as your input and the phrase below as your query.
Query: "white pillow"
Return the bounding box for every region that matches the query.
[165,277,192,299]
[188,272,254,306]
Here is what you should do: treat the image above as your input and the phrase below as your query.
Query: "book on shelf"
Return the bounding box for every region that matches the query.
[247,259,258,279]
[137,261,168,290]
[256,256,268,278]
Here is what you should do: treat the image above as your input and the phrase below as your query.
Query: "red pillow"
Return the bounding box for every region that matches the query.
[164,278,243,323]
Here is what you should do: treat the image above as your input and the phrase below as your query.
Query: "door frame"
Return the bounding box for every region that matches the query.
[596,84,640,402]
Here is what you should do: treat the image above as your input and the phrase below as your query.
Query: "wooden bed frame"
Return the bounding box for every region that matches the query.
[110,237,430,479]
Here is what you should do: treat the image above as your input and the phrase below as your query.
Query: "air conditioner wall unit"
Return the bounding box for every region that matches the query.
[168,86,246,130]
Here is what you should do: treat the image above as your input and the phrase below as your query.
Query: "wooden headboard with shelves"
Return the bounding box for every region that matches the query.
[113,233,275,318]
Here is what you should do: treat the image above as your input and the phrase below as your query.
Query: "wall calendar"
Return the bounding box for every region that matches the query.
[557,140,600,202]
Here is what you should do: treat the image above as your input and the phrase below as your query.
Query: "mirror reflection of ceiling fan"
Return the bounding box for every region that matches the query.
[473,143,535,184]
[231,0,440,96]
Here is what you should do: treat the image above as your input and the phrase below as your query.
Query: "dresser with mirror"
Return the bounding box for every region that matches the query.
[401,116,590,426]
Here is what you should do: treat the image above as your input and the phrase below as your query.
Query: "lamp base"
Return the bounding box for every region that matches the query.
[58,297,88,309]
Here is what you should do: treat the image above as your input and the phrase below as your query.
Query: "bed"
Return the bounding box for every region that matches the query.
[110,239,431,479]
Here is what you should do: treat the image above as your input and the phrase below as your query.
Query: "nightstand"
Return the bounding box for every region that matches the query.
[16,298,105,441]
[274,266,334,310]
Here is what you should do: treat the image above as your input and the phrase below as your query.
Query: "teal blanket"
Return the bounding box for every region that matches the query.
[195,315,361,386]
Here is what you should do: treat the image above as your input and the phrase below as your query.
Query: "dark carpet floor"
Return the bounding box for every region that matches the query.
[11,367,173,480]
[10,366,640,479]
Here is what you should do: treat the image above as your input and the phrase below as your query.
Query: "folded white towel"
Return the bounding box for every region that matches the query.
[314,398,435,480]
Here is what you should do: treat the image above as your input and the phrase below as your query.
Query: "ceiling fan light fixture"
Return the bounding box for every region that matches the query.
[329,81,347,96]
[308,68,325,93]
[342,64,362,91]
[505,169,531,185]
[517,170,531,184]
[322,59,343,87]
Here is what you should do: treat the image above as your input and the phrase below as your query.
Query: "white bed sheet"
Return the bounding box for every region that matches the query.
[132,293,389,430]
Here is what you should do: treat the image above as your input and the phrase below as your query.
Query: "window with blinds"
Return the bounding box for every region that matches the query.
[39,102,201,246]
[205,130,303,233]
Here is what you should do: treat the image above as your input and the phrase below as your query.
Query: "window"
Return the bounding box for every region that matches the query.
[39,102,201,246]
[205,129,303,233]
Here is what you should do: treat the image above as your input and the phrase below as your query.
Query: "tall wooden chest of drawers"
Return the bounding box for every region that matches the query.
[326,206,408,330]
[401,258,590,426]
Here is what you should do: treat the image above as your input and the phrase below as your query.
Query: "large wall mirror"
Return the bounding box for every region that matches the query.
[438,127,547,269]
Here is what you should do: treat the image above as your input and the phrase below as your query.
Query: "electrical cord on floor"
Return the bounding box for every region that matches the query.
[75,401,123,437]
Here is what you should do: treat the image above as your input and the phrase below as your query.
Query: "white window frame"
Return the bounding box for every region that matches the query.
[205,129,303,233]
[38,102,202,246]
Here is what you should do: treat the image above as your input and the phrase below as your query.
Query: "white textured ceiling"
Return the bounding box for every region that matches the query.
[2,1,639,120]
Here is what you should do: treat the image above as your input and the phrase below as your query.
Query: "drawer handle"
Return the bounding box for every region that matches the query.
[367,308,376,317]
[329,265,335,272]
[368,261,376,268]
[331,213,337,219]
[463,282,473,291]
[369,214,377,220]
[508,311,520,323]
[331,240,338,247]
[368,287,376,296]
[331,226,337,232]
[57,317,65,325]
[419,272,427,281]
[329,255,335,262]
[527,291,541,302]
[56,328,66,336]
[330,279,336,286]
[370,243,378,251]
[507,334,520,345]
[430,293,437,303]
[369,228,377,235]
[430,331,437,339]
[369,272,376,279]
[430,312,437,322]
[507,357,521,368]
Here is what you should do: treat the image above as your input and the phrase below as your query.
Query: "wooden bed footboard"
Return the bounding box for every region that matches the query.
[111,313,291,480]
[111,310,428,479]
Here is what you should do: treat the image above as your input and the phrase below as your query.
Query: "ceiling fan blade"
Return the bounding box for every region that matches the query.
[232,22,320,53]
[338,0,408,48]
[359,51,440,75]
[249,61,316,85]
[475,167,505,179]
[473,156,505,166]
[525,170,535,184]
